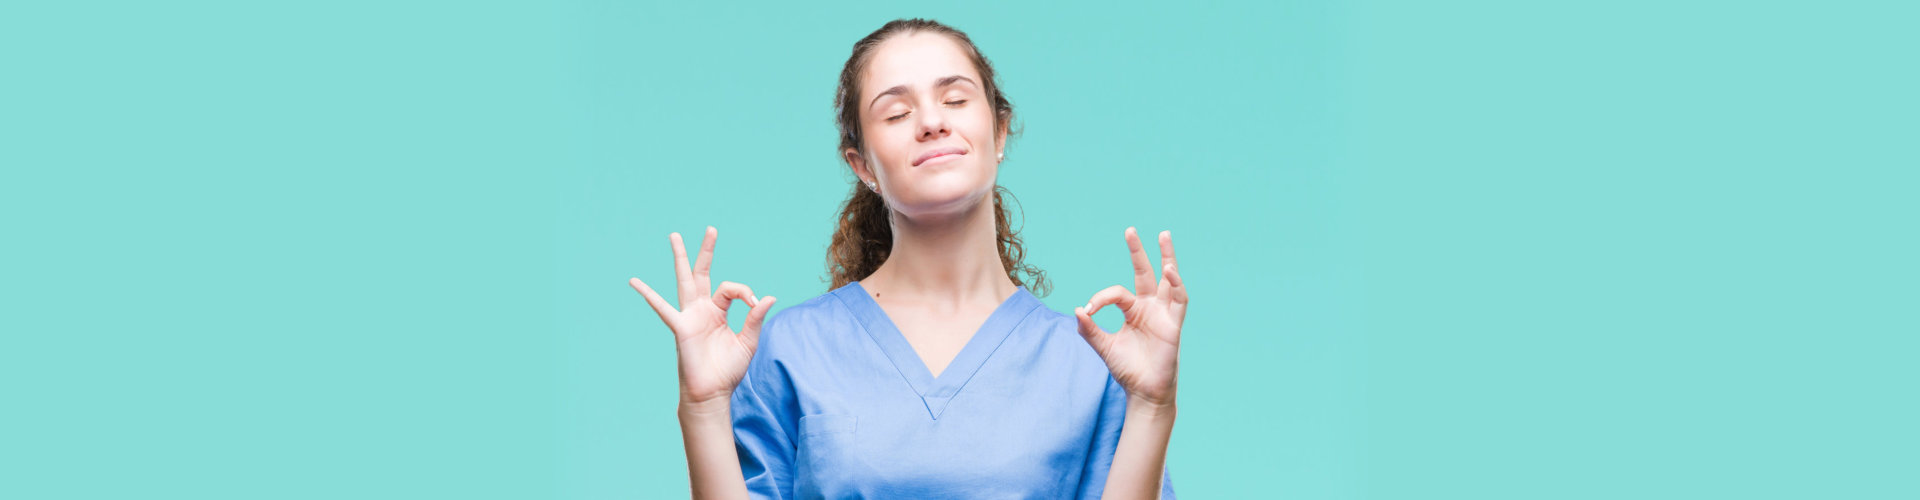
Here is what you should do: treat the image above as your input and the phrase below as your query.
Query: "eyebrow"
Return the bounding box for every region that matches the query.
[867,75,978,111]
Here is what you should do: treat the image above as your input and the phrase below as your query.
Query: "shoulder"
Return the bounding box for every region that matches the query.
[1017,300,1115,376]
[1020,303,1078,338]
[753,284,863,358]
[738,286,858,399]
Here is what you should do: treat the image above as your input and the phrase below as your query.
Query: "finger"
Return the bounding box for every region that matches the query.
[741,296,777,350]
[1162,264,1188,306]
[1126,227,1156,296]
[1083,284,1138,320]
[1159,230,1177,274]
[669,232,695,306]
[693,226,717,296]
[713,281,757,316]
[628,277,678,322]
[1073,305,1114,353]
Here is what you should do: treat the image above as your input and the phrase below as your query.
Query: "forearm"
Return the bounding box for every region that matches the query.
[1102,395,1176,500]
[678,397,749,500]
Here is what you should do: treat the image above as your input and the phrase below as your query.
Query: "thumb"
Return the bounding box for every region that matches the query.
[1073,305,1113,355]
[740,296,777,350]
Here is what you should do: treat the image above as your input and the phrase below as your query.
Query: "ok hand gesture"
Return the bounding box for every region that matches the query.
[1073,228,1188,407]
[628,227,777,407]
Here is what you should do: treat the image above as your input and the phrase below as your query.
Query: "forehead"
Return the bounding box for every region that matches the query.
[861,33,980,99]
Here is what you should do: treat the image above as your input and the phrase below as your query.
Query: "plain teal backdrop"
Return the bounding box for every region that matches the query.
[4,1,1913,499]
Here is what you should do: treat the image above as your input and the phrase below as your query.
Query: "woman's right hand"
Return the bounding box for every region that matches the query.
[629,226,777,408]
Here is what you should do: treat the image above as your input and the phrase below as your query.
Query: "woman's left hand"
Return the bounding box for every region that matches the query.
[1074,227,1188,408]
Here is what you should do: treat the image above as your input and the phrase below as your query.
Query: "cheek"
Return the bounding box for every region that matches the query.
[963,109,1000,146]
[865,127,912,170]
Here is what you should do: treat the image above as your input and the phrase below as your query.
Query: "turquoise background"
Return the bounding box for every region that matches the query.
[4,0,1913,498]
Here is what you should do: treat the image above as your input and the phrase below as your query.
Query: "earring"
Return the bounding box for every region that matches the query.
[997,152,1005,162]
[866,181,876,191]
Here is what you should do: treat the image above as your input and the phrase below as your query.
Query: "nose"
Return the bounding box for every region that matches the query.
[915,101,950,141]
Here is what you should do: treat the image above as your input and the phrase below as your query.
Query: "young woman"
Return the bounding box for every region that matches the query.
[629,19,1187,499]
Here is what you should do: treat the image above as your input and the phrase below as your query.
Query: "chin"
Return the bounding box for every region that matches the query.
[888,179,996,221]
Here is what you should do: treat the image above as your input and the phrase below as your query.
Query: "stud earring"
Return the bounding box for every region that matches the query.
[997,152,1005,162]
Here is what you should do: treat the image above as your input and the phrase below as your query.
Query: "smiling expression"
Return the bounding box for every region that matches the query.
[846,32,1009,220]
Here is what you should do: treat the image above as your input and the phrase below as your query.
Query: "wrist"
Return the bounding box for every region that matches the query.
[1126,394,1177,421]
[679,392,733,419]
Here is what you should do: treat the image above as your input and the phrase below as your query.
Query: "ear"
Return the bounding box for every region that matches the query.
[996,127,1009,162]
[843,147,873,185]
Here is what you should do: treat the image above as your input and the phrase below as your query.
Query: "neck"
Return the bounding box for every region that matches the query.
[864,193,1017,306]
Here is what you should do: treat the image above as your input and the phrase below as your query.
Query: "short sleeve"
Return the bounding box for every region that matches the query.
[1077,376,1178,499]
[731,315,799,500]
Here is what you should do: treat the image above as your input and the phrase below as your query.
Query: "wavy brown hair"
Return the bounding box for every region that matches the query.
[827,18,1048,296]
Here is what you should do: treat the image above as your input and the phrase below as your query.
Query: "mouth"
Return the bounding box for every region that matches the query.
[912,147,967,166]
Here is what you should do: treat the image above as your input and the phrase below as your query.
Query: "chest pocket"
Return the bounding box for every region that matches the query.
[794,414,860,494]
[798,414,856,437]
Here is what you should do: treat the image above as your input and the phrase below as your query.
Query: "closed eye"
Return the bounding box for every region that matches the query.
[884,100,966,123]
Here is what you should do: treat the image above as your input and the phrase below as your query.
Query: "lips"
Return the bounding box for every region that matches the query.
[912,146,967,166]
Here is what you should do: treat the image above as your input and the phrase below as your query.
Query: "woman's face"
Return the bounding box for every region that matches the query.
[846,33,1007,221]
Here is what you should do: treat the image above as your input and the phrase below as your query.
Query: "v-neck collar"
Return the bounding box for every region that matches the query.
[834,281,1043,420]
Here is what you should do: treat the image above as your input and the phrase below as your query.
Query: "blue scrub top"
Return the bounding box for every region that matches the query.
[731,281,1177,499]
